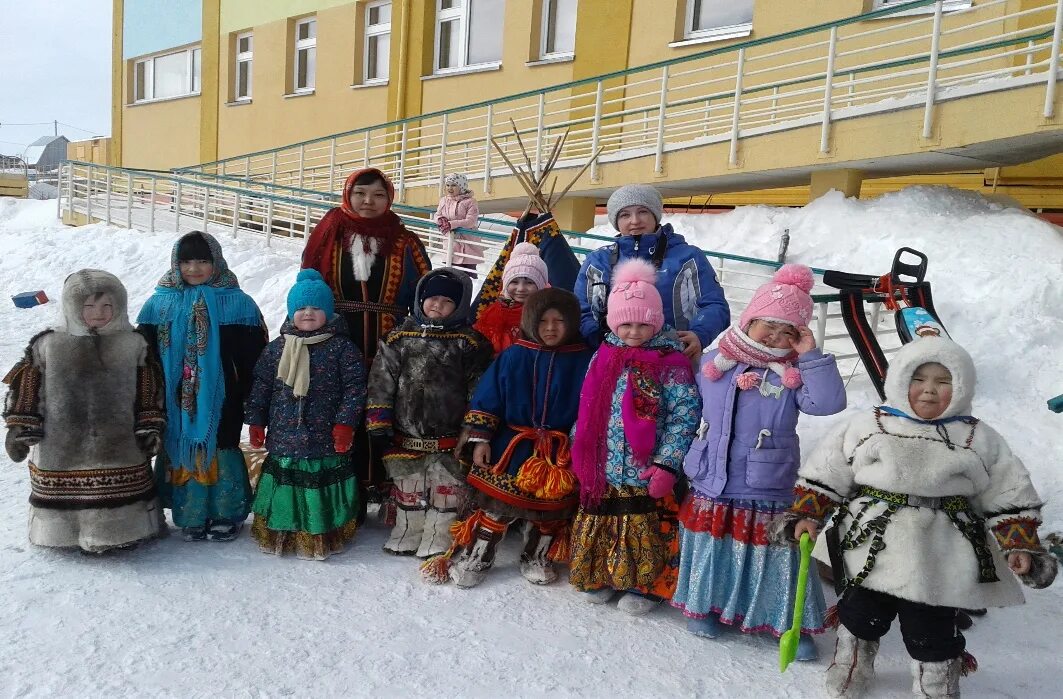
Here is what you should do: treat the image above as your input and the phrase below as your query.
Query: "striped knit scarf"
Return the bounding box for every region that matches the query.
[702,325,802,390]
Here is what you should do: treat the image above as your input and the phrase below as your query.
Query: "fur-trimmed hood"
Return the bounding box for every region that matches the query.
[520,288,582,346]
[883,336,975,419]
[412,267,473,328]
[58,269,133,337]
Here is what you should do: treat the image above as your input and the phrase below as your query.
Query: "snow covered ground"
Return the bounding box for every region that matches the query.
[0,190,1060,698]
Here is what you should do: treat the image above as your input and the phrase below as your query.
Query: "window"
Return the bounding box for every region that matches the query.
[871,0,972,13]
[294,17,317,92]
[684,0,753,40]
[132,46,201,103]
[541,0,576,59]
[364,1,391,83]
[435,0,505,72]
[235,32,253,100]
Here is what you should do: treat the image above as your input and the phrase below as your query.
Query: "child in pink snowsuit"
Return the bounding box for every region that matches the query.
[435,173,481,278]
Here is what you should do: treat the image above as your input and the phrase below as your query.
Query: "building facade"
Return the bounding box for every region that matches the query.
[110,0,1063,219]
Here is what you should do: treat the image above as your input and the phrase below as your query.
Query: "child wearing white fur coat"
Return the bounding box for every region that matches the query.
[788,335,1057,698]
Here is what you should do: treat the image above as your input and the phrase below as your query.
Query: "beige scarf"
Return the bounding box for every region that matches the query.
[277,333,334,397]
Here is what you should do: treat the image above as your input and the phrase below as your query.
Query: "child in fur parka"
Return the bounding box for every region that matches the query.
[367,267,493,558]
[434,173,481,278]
[245,270,367,560]
[671,264,845,660]
[789,335,1057,698]
[569,259,701,616]
[473,242,548,356]
[3,269,166,552]
[138,231,267,543]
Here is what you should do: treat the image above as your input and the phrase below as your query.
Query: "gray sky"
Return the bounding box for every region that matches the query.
[0,0,112,156]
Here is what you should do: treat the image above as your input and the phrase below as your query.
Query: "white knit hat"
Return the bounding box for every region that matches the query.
[607,184,664,230]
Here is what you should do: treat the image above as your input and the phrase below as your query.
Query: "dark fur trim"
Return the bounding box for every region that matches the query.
[1020,550,1059,589]
[520,288,582,345]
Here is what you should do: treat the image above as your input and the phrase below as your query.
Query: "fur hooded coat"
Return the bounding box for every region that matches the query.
[793,336,1055,608]
[366,267,493,479]
[2,270,166,551]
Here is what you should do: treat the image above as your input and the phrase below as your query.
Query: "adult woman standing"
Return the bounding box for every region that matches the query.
[302,167,431,514]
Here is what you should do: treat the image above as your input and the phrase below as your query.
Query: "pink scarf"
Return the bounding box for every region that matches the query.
[703,326,802,390]
[572,342,692,507]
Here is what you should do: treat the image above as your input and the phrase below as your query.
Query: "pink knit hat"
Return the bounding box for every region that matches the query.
[502,242,549,297]
[606,259,664,334]
[739,264,815,330]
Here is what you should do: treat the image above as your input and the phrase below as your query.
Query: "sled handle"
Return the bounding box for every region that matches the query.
[890,247,927,285]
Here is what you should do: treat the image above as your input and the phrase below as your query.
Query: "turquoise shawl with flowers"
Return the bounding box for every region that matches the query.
[137,232,261,473]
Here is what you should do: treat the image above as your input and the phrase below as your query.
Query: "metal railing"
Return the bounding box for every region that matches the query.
[175,0,1063,201]
[59,160,904,376]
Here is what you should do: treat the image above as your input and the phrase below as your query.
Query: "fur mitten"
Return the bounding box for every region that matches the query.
[1020,550,1059,589]
[135,429,162,457]
[5,425,39,462]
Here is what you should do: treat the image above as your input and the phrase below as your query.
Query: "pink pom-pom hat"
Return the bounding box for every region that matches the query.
[606,258,664,335]
[738,263,815,331]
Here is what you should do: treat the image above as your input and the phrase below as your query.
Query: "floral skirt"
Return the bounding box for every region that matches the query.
[569,484,680,600]
[155,448,252,528]
[251,454,359,559]
[671,494,827,636]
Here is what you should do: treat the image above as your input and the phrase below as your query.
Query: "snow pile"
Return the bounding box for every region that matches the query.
[1,193,1061,697]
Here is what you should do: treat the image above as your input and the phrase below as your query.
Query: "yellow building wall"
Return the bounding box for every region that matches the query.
[67,138,113,165]
[122,95,204,170]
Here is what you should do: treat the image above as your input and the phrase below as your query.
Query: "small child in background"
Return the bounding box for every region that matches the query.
[435,173,481,278]
[670,264,846,660]
[245,270,366,560]
[367,268,493,559]
[473,242,548,356]
[3,270,166,553]
[789,336,1057,698]
[138,231,267,542]
[569,259,701,616]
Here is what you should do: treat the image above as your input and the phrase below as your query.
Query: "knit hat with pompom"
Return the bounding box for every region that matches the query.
[606,258,664,335]
[287,269,335,319]
[703,264,816,391]
[739,263,815,330]
[502,242,549,296]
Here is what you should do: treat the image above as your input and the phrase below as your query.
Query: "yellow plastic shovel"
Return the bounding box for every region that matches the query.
[779,532,813,672]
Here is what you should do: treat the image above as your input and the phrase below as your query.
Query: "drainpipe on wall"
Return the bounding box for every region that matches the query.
[395,0,411,121]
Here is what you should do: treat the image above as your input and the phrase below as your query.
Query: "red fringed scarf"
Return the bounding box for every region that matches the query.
[301,168,405,289]
[572,342,692,507]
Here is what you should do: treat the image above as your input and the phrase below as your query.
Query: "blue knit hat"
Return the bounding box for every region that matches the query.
[287,269,335,319]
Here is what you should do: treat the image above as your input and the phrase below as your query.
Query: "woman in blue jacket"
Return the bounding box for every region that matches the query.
[574,184,730,358]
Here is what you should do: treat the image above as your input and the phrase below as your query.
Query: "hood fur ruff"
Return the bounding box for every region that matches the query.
[412,267,474,328]
[883,336,976,419]
[58,269,132,337]
[520,288,582,346]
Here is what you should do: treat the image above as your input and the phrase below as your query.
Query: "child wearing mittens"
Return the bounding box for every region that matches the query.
[245,270,367,560]
[670,264,846,660]
[569,258,701,616]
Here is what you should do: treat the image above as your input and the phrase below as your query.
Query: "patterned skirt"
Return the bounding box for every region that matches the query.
[569,484,680,600]
[155,448,253,528]
[671,494,827,637]
[251,454,359,559]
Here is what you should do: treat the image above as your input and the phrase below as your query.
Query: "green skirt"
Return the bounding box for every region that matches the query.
[251,454,359,552]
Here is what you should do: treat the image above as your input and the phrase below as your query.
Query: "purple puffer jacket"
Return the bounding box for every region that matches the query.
[683,348,846,501]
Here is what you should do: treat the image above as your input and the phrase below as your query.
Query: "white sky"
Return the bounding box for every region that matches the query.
[0,0,112,156]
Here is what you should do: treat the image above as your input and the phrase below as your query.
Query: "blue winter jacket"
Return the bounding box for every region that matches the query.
[574,224,730,347]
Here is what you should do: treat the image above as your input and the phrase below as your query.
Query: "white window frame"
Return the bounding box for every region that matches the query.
[540,0,576,60]
[364,1,391,84]
[683,0,753,42]
[293,17,317,93]
[132,46,202,104]
[871,0,972,16]
[434,0,503,74]
[234,32,253,101]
